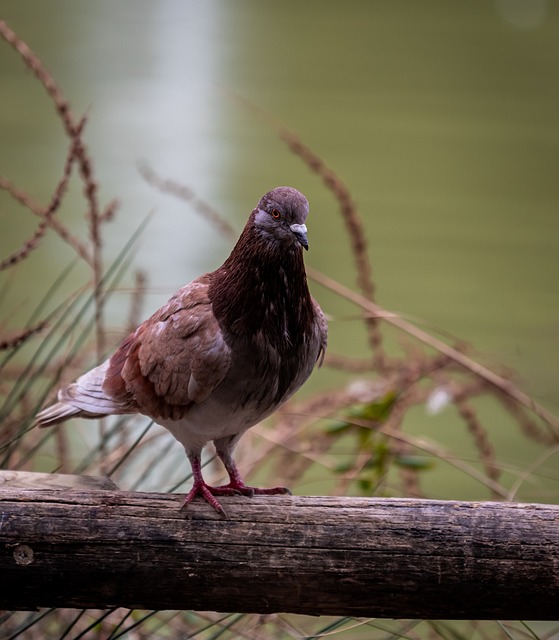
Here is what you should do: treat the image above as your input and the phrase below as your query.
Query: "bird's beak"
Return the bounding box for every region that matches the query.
[290,223,309,250]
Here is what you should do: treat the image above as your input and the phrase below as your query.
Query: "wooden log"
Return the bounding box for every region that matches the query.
[0,473,558,619]
[0,470,118,491]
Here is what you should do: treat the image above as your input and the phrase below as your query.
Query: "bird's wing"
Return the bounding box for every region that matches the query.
[312,297,328,367]
[103,276,232,421]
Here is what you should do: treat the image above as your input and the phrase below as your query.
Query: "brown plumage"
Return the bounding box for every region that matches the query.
[36,186,327,516]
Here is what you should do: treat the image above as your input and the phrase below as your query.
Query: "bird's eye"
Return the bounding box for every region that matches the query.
[271,208,281,219]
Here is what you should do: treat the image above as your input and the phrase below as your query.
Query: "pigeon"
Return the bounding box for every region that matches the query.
[36,186,328,516]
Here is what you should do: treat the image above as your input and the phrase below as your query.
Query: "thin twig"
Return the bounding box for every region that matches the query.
[0,320,48,351]
[455,398,501,500]
[0,119,85,271]
[138,162,237,240]
[0,219,49,271]
[125,270,147,335]
[0,20,73,131]
[0,175,92,265]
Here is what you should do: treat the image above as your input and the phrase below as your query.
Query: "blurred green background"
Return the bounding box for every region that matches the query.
[1,1,558,497]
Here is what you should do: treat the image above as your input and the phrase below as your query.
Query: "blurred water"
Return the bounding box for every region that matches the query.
[1,1,558,475]
[1,1,228,300]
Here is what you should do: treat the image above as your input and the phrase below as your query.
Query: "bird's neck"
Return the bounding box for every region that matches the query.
[209,226,314,351]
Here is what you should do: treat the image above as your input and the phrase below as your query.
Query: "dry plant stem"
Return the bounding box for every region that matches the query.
[399,465,424,499]
[455,398,501,500]
[0,219,49,271]
[308,266,559,436]
[0,20,72,129]
[99,198,119,224]
[389,395,423,498]
[0,320,48,351]
[126,270,147,335]
[333,447,375,498]
[0,175,92,265]
[138,163,237,240]
[497,393,557,446]
[323,352,381,372]
[247,421,335,486]
[79,134,105,362]
[248,401,342,485]
[506,444,559,501]
[54,426,69,474]
[67,129,106,372]
[1,120,85,271]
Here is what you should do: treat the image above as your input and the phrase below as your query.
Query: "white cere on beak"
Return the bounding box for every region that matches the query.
[289,223,309,250]
[290,223,307,236]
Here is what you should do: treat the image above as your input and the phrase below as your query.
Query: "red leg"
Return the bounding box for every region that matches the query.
[214,449,292,498]
[181,451,292,517]
[181,454,229,517]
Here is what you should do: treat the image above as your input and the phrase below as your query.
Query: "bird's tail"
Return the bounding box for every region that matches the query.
[35,401,104,427]
[35,361,131,428]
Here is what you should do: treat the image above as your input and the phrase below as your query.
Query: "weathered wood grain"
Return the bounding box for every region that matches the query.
[0,478,558,619]
[0,470,118,491]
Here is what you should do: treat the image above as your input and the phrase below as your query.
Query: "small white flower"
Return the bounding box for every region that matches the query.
[426,387,452,415]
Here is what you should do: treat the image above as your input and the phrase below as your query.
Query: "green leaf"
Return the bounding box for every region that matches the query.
[349,390,398,423]
[324,420,352,434]
[394,455,435,471]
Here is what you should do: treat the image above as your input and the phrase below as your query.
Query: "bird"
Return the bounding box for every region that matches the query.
[36,186,328,516]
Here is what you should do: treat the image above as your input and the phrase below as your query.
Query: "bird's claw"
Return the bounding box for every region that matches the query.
[181,481,228,517]
[246,485,292,496]
[181,481,292,517]
[212,481,292,498]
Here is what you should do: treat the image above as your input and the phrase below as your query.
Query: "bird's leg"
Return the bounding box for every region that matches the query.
[181,444,292,516]
[213,438,292,497]
[181,452,229,517]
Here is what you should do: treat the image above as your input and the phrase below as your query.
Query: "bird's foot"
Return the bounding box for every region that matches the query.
[181,480,292,517]
[181,481,229,517]
[211,480,292,498]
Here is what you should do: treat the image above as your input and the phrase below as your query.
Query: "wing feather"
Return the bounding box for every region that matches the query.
[104,276,232,420]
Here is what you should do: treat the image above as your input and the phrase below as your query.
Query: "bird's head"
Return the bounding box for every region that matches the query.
[253,186,310,251]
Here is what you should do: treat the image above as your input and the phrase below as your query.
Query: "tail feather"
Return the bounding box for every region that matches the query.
[35,402,104,427]
[35,360,134,428]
